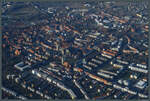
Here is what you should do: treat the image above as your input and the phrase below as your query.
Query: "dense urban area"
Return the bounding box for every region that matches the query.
[2,1,149,100]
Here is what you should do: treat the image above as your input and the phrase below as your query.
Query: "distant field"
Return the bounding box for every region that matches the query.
[4,3,39,19]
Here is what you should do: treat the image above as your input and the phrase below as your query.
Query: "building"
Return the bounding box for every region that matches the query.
[128,65,148,74]
[135,80,147,89]
[14,62,31,71]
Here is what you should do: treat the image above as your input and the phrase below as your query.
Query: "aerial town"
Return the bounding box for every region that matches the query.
[2,1,149,100]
